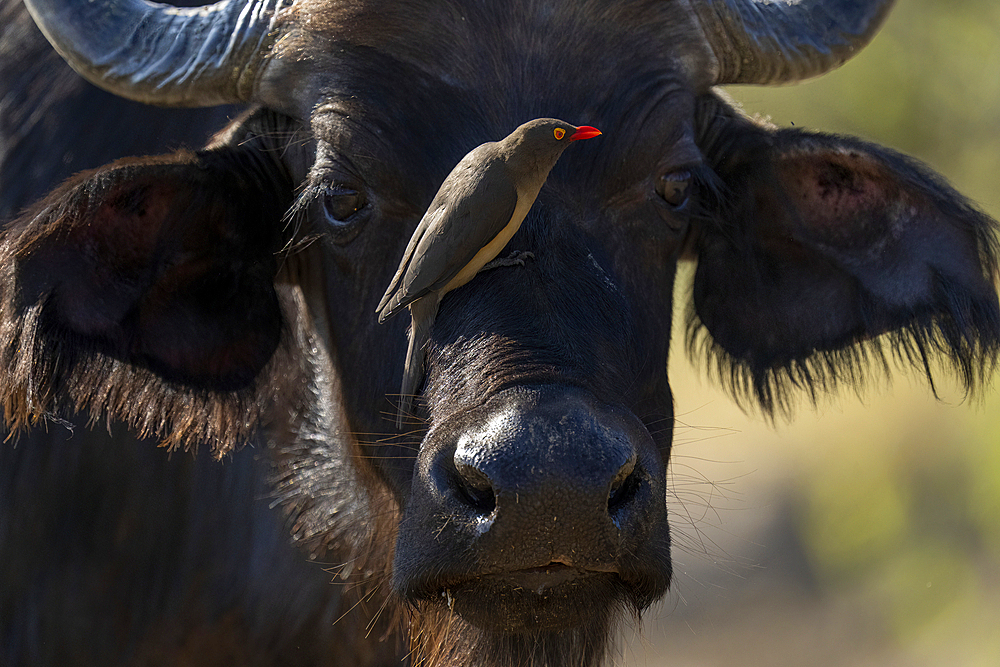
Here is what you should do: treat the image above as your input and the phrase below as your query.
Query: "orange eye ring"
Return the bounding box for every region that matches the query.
[553,128,566,140]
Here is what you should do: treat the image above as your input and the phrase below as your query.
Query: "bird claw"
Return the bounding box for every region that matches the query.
[482,250,535,271]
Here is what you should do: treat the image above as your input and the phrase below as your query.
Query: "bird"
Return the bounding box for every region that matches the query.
[376,118,602,428]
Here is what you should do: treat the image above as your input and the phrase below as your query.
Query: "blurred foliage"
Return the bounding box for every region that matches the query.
[705,0,1000,663]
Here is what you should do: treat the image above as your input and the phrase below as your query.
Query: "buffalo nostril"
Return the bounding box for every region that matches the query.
[607,455,640,516]
[453,462,497,514]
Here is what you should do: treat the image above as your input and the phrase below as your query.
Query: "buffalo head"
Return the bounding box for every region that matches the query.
[3,0,997,665]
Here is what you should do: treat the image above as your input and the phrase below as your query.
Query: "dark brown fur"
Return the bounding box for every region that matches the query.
[2,1,998,666]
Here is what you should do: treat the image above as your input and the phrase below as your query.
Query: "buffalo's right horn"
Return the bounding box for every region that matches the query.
[695,0,897,85]
[23,0,290,107]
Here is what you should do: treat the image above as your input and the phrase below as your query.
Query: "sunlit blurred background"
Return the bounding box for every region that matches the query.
[627,1,1000,665]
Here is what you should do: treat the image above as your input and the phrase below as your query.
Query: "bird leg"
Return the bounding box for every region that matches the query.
[481,250,535,272]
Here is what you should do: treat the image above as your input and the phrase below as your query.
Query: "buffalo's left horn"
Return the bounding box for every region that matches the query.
[23,0,290,107]
[694,0,896,85]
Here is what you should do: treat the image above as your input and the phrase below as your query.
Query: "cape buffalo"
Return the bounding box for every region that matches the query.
[2,0,997,665]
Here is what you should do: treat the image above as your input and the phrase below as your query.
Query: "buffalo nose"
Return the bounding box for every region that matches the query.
[451,421,641,523]
[442,387,655,562]
[393,385,669,608]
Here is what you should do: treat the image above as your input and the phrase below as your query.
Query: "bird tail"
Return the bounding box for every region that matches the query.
[396,298,437,430]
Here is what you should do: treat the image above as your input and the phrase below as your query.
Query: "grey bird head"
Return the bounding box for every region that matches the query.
[499,118,602,175]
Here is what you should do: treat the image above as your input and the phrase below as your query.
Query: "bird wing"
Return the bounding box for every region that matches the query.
[377,152,517,321]
[375,203,434,315]
[376,149,493,317]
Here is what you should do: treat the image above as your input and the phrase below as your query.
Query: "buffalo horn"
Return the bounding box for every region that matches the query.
[22,0,290,107]
[694,0,897,85]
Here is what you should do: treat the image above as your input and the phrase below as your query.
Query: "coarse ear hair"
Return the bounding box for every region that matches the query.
[690,94,1000,416]
[0,139,296,451]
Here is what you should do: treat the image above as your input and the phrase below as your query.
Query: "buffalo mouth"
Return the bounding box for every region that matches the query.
[437,563,633,633]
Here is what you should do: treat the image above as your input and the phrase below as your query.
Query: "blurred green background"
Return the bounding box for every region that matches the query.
[629,1,1000,665]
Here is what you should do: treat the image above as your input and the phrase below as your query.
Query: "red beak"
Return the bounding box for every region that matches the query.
[569,125,602,141]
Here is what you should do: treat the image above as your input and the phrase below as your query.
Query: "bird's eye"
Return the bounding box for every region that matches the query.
[553,128,566,140]
[656,170,693,209]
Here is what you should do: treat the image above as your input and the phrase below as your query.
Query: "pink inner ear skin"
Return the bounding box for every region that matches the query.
[46,178,189,338]
[9,152,288,391]
[777,150,908,253]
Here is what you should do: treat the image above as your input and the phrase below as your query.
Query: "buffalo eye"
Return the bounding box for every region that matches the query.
[301,178,369,244]
[320,182,366,224]
[656,170,693,209]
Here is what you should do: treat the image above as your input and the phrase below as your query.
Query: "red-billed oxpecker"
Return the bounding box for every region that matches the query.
[376,118,602,428]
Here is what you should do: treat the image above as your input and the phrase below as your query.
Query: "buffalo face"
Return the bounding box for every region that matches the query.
[295,17,699,641]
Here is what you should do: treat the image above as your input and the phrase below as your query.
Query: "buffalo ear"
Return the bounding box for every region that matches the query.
[1,145,296,450]
[691,128,1000,415]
